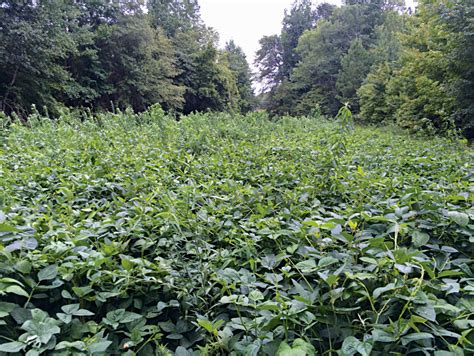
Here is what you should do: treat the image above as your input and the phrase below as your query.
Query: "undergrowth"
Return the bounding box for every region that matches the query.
[0,109,473,355]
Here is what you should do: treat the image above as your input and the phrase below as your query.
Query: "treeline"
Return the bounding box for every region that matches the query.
[255,0,473,139]
[0,0,255,116]
[1,1,472,139]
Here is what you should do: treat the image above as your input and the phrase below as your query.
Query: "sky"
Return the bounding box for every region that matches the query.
[199,0,416,72]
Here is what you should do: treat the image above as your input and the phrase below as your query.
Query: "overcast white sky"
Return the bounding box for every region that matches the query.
[199,0,416,69]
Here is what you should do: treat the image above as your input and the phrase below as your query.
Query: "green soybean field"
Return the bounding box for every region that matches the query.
[0,109,473,355]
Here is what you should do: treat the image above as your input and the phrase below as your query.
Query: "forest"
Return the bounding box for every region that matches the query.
[0,0,473,139]
[0,0,473,355]
[0,0,255,116]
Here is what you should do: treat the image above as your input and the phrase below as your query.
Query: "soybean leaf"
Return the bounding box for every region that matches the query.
[401,332,434,346]
[0,341,26,353]
[38,265,58,282]
[447,211,469,227]
[412,231,430,248]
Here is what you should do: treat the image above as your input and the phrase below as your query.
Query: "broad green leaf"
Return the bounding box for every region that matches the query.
[453,319,474,330]
[56,313,72,324]
[249,290,264,302]
[292,339,316,354]
[295,260,317,273]
[0,278,25,286]
[37,265,58,281]
[74,309,94,316]
[158,320,175,333]
[55,341,86,350]
[105,309,142,326]
[401,332,434,346]
[23,238,38,250]
[340,336,361,356]
[356,341,372,356]
[175,346,193,356]
[360,257,377,265]
[447,211,469,227]
[257,301,280,311]
[372,329,398,342]
[0,341,25,353]
[395,263,413,274]
[88,341,112,353]
[166,333,183,339]
[5,285,29,297]
[120,311,142,323]
[318,256,338,268]
[121,258,134,271]
[412,231,430,248]
[415,305,436,322]
[339,336,372,356]
[261,254,278,269]
[21,316,60,344]
[325,274,339,286]
[61,304,80,315]
[72,286,93,297]
[5,241,22,252]
[0,223,19,232]
[61,304,94,317]
[373,282,397,299]
[276,341,293,355]
[14,260,32,274]
[276,339,315,356]
[0,302,17,315]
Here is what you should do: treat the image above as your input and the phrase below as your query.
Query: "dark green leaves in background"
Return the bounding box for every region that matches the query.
[0,0,255,117]
[255,0,474,140]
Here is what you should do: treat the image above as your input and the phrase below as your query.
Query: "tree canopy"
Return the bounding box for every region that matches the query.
[1,0,472,139]
[254,0,473,139]
[0,0,255,116]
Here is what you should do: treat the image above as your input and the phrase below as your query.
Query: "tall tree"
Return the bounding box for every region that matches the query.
[147,0,202,37]
[292,18,349,115]
[59,1,184,112]
[336,37,374,111]
[0,0,249,116]
[255,1,337,115]
[255,35,296,116]
[224,40,255,113]
[255,35,283,92]
[280,0,315,79]
[148,0,240,113]
[358,11,405,123]
[181,42,239,113]
[445,0,474,139]
[291,1,395,116]
[0,1,75,115]
[93,15,184,112]
[384,0,473,138]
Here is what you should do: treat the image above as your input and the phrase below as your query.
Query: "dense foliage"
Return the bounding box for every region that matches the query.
[0,0,255,116]
[0,109,472,354]
[255,0,473,139]
[361,0,474,139]
[2,0,472,139]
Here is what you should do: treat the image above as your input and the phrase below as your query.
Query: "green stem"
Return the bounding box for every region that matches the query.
[24,282,39,308]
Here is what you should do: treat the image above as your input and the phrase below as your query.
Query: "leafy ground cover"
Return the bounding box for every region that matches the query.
[0,108,473,355]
